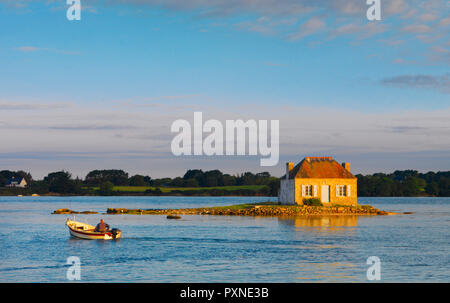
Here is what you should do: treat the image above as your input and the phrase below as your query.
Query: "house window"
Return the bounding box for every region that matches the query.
[337,185,347,197]
[305,185,313,196]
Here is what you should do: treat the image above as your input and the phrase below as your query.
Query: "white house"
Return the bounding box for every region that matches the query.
[6,177,27,188]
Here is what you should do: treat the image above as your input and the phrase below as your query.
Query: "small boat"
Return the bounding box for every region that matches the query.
[66,219,122,240]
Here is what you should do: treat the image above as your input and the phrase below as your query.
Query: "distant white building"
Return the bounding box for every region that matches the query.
[6,177,27,188]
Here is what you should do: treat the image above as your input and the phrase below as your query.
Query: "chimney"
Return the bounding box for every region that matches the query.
[342,162,351,172]
[286,162,294,179]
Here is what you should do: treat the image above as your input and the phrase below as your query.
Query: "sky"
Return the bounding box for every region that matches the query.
[0,0,449,179]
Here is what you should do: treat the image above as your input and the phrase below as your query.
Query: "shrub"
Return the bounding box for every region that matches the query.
[303,198,323,206]
[145,187,163,196]
[98,181,114,196]
[209,189,225,196]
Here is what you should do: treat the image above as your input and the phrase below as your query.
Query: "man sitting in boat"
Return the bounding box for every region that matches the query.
[94,219,110,232]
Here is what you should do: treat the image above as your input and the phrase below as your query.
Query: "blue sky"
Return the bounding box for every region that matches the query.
[0,0,449,178]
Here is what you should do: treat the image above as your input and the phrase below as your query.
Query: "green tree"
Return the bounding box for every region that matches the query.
[0,174,7,187]
[99,181,114,195]
[222,174,237,186]
[438,178,450,196]
[203,170,223,187]
[85,169,129,186]
[150,178,172,187]
[183,169,204,180]
[170,177,185,187]
[129,175,148,186]
[268,179,280,196]
[44,171,76,194]
[425,181,439,196]
[240,172,256,185]
[183,178,199,187]
[403,176,426,196]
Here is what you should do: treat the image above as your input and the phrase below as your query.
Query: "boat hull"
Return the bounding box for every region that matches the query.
[66,219,121,240]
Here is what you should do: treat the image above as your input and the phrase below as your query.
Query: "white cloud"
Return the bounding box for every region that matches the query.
[0,102,72,110]
[14,46,80,55]
[439,17,450,26]
[288,17,325,41]
[418,13,438,22]
[385,0,408,14]
[401,24,432,33]
[329,22,387,40]
[4,0,450,67]
[380,73,450,93]
[15,46,39,52]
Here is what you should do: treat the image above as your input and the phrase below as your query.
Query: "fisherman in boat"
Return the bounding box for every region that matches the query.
[94,219,110,232]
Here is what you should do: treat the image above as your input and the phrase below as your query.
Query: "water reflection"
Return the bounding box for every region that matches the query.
[278,216,361,281]
[278,216,359,233]
[296,262,359,282]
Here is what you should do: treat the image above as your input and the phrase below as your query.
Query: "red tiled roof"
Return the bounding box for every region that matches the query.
[285,157,356,179]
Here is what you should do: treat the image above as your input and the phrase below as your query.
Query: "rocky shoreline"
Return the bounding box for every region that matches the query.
[52,208,98,214]
[53,202,404,217]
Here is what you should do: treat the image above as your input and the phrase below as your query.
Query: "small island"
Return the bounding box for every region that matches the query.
[49,158,414,217]
[53,201,402,217]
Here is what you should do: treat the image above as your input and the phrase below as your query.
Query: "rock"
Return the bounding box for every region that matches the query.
[167,215,181,219]
[52,208,98,214]
[52,208,78,214]
[107,208,128,214]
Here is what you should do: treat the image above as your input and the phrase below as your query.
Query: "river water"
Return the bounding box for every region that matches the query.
[0,196,448,282]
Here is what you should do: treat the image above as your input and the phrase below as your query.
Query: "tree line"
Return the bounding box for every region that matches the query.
[356,170,449,197]
[0,168,448,197]
[0,169,280,196]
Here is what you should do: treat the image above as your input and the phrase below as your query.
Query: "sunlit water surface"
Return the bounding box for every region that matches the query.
[0,196,448,282]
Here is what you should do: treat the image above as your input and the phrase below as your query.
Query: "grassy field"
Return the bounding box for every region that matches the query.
[89,185,267,193]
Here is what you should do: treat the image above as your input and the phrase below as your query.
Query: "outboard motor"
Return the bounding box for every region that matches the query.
[111,228,121,239]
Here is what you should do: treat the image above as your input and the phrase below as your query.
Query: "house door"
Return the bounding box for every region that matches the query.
[321,185,330,203]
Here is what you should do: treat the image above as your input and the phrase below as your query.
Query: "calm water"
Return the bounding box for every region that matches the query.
[0,196,448,282]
